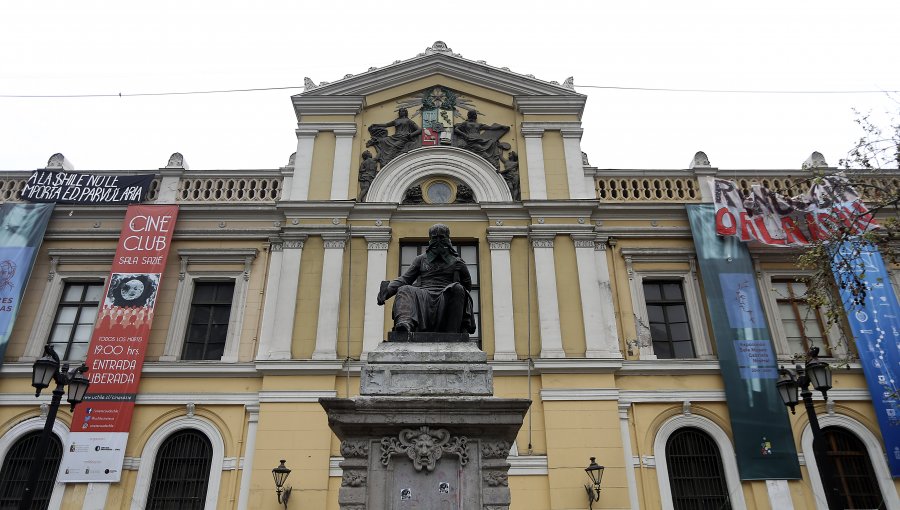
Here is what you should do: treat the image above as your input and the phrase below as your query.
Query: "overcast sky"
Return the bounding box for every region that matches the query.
[1,1,898,172]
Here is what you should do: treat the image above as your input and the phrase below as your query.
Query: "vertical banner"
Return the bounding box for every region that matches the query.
[687,204,801,479]
[59,205,178,483]
[0,203,54,368]
[834,243,900,476]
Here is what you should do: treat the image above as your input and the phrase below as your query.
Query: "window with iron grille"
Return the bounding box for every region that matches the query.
[146,430,213,510]
[665,427,731,510]
[0,431,62,510]
[47,282,104,362]
[822,426,885,509]
[182,282,234,360]
[772,279,832,356]
[399,242,480,345]
[643,280,695,359]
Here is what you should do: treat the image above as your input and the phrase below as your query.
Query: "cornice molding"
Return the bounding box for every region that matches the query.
[540,388,619,401]
[295,122,358,136]
[295,52,586,99]
[291,96,365,119]
[515,98,587,118]
[259,390,338,403]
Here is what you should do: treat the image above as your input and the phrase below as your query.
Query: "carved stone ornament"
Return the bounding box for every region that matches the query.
[489,241,511,251]
[303,77,317,91]
[367,241,389,251]
[341,471,367,487]
[402,185,423,205]
[563,76,575,89]
[481,440,511,459]
[283,240,304,250]
[531,239,554,249]
[573,240,595,249]
[324,240,346,249]
[425,41,459,56]
[340,440,369,458]
[483,471,509,487]
[380,426,469,472]
[166,152,186,169]
[46,153,73,170]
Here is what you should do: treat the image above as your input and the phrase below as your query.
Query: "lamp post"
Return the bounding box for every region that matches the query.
[776,346,841,510]
[272,459,292,509]
[584,456,604,510]
[20,345,90,510]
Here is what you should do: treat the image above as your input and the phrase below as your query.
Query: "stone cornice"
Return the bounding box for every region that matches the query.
[278,200,356,218]
[515,97,587,118]
[523,199,599,218]
[176,248,259,265]
[46,249,115,264]
[291,96,365,119]
[295,52,585,99]
[295,122,358,136]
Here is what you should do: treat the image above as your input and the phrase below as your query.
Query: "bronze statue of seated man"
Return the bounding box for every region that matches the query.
[377,224,476,335]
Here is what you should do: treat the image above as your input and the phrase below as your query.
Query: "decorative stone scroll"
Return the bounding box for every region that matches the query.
[380,426,469,472]
[340,440,369,458]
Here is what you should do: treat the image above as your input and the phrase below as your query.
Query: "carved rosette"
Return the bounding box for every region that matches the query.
[483,471,509,487]
[380,426,469,472]
[341,471,367,487]
[340,440,369,458]
[481,440,512,459]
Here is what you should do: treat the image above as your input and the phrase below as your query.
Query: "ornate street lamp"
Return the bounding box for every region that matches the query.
[776,347,841,510]
[584,456,604,509]
[272,459,292,509]
[20,345,90,510]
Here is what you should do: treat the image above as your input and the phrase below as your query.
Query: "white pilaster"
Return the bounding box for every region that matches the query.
[312,234,347,359]
[573,234,619,358]
[290,128,317,201]
[330,127,356,200]
[160,256,191,361]
[488,235,517,360]
[257,238,284,359]
[221,254,254,363]
[266,237,306,360]
[361,233,391,360]
[594,237,622,357]
[618,403,640,510]
[521,126,547,200]
[561,127,588,199]
[237,404,260,510]
[623,252,656,360]
[765,480,794,509]
[531,235,564,358]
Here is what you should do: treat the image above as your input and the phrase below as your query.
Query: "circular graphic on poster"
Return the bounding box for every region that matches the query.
[105,273,159,308]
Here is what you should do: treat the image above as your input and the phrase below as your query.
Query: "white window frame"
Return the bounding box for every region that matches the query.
[801,413,900,510]
[20,249,113,362]
[756,269,844,359]
[0,417,69,509]
[160,248,257,363]
[622,248,712,360]
[131,415,225,510]
[654,414,748,509]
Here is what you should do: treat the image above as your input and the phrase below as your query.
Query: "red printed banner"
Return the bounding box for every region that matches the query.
[59,205,178,483]
[711,174,877,247]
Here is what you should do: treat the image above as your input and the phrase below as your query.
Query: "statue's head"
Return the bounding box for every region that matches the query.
[466,109,477,121]
[362,150,372,159]
[508,151,518,160]
[428,223,450,240]
[398,108,409,118]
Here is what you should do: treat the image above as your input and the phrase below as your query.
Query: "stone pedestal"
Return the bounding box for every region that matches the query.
[320,342,530,509]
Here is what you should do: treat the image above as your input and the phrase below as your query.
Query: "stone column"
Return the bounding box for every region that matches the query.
[618,402,640,510]
[256,237,283,359]
[573,234,619,357]
[313,233,348,359]
[521,126,547,200]
[289,127,318,201]
[236,405,260,510]
[361,233,391,360]
[259,236,306,360]
[488,234,517,360]
[531,234,564,358]
[330,126,357,200]
[561,127,589,199]
[595,237,622,357]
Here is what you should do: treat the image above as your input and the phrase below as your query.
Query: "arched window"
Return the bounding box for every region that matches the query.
[146,430,213,510]
[823,426,885,509]
[665,427,731,510]
[0,431,62,509]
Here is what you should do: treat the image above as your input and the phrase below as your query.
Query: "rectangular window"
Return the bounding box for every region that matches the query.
[182,282,234,360]
[48,282,103,361]
[643,280,695,359]
[772,279,830,355]
[399,242,480,344]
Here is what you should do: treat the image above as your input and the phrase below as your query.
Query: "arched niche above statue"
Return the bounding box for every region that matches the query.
[364,146,513,204]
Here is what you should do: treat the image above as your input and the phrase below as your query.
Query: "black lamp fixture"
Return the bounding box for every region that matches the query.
[775,346,842,510]
[584,456,604,509]
[20,345,90,510]
[272,459,292,509]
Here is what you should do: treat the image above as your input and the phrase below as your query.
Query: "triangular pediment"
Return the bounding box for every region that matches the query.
[292,42,585,118]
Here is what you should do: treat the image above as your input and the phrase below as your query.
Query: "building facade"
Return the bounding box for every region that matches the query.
[0,41,898,509]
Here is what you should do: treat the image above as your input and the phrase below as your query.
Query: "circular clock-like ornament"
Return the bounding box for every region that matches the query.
[422,179,457,204]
